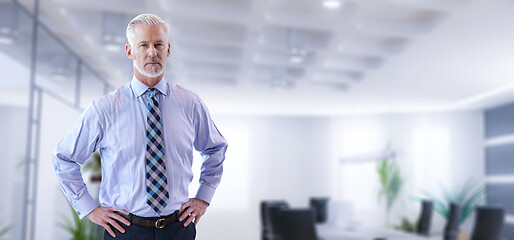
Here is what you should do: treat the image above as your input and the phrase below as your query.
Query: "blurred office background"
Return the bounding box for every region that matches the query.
[1,0,514,239]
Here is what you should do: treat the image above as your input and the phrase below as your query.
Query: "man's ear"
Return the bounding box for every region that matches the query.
[126,44,133,59]
[167,42,171,58]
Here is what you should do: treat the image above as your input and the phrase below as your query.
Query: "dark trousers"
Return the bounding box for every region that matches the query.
[104,214,196,240]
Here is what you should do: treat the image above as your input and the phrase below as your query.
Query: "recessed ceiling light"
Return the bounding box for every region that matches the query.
[289,55,303,64]
[288,47,306,64]
[51,67,70,82]
[0,36,13,44]
[0,3,19,45]
[104,44,122,52]
[322,0,342,9]
[101,12,126,52]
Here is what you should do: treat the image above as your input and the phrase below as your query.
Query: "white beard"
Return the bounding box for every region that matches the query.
[133,57,165,78]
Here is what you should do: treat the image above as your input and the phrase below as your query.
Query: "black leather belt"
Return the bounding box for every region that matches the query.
[126,211,179,229]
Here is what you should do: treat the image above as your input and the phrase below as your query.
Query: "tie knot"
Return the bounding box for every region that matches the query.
[147,88,159,108]
[147,88,159,107]
[148,88,156,98]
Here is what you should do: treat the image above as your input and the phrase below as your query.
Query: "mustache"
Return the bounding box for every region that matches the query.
[145,58,162,65]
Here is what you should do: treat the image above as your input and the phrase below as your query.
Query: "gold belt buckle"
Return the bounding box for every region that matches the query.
[155,218,166,229]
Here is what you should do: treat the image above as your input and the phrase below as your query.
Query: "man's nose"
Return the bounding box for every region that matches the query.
[147,45,157,57]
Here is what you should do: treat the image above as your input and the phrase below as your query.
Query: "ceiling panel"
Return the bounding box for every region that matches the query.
[3,0,514,115]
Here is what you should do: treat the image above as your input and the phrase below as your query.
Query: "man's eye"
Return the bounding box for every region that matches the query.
[140,44,147,47]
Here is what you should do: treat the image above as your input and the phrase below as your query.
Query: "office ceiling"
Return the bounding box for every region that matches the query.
[2,0,514,115]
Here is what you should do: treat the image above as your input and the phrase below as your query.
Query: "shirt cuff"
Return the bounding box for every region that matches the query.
[195,183,216,204]
[72,193,98,219]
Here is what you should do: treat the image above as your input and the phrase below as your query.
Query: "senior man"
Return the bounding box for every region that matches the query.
[53,13,227,240]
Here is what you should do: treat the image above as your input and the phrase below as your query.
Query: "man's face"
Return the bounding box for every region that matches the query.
[126,24,170,78]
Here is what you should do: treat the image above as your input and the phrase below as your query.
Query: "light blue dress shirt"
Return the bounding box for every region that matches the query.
[53,77,227,219]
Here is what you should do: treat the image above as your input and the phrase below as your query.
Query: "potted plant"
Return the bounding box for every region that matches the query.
[376,155,404,225]
[59,205,102,240]
[0,221,10,240]
[0,209,10,240]
[416,179,485,239]
[393,216,416,233]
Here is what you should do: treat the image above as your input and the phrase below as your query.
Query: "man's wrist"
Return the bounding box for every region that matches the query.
[193,198,209,207]
[72,193,98,219]
[195,184,215,204]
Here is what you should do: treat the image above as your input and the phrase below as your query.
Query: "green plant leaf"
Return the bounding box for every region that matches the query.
[460,186,485,224]
[0,225,10,237]
[376,155,404,213]
[416,180,484,224]
[58,200,102,240]
[392,216,417,233]
[439,183,456,203]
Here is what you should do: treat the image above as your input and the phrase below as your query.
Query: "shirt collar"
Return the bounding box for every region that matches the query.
[130,76,168,98]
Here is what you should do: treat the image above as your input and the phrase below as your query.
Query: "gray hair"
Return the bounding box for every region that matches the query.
[126,13,170,45]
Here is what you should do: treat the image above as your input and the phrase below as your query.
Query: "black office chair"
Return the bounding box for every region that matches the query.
[279,208,318,240]
[444,203,462,240]
[416,200,433,236]
[471,206,504,240]
[260,200,289,240]
[310,197,329,223]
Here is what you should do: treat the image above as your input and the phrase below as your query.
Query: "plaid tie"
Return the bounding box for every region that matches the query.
[145,88,169,214]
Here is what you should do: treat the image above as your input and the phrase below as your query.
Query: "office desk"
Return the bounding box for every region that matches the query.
[317,224,440,240]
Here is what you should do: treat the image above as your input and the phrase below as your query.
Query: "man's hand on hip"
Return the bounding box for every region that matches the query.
[179,198,209,227]
[86,206,131,237]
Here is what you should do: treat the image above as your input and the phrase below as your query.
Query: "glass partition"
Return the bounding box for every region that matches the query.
[80,65,107,109]
[0,1,113,239]
[35,28,78,105]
